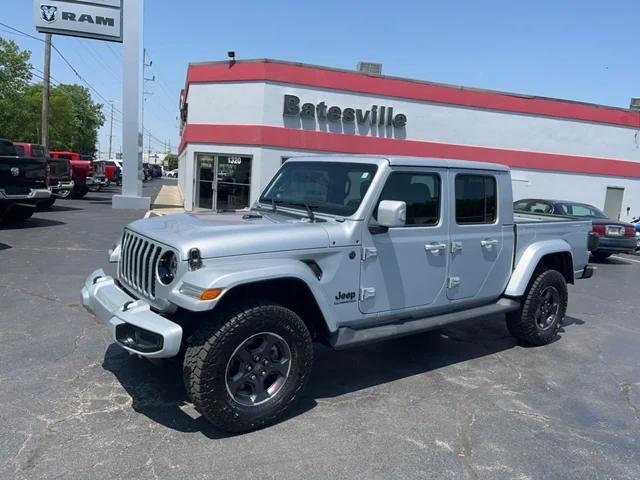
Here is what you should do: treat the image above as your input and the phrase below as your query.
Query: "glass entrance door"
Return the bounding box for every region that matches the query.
[196,154,252,211]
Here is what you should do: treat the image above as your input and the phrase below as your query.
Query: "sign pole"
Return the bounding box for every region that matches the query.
[112,0,149,210]
[41,33,51,148]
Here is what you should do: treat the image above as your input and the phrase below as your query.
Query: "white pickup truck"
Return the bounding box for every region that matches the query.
[82,156,596,432]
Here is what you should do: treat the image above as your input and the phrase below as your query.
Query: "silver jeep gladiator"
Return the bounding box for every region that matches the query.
[82,156,595,432]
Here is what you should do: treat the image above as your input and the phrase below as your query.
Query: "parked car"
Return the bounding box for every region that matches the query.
[166,168,178,178]
[142,163,152,181]
[0,139,50,223]
[150,164,163,178]
[94,160,119,185]
[631,217,640,251]
[83,156,595,433]
[49,151,92,199]
[88,160,108,191]
[514,198,636,259]
[14,142,73,208]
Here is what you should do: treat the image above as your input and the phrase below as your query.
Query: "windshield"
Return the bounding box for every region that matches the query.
[259,161,378,216]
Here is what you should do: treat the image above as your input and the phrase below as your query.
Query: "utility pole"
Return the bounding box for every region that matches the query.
[147,130,151,163]
[108,101,114,159]
[41,33,52,148]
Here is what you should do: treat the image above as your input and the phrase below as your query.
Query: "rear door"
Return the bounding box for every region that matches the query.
[359,167,449,314]
[447,170,513,302]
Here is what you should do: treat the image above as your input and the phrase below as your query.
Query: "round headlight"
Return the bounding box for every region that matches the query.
[157,251,178,285]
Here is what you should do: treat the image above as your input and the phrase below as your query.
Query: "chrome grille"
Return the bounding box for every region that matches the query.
[119,230,164,299]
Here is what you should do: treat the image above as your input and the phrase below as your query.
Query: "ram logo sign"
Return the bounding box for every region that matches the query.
[34,0,122,43]
[40,5,57,23]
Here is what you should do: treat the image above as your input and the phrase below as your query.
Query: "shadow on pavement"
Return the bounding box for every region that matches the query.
[103,314,586,437]
[38,204,83,212]
[0,217,66,230]
[0,242,10,251]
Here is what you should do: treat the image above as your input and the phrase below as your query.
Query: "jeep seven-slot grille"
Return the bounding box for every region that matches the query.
[119,230,163,299]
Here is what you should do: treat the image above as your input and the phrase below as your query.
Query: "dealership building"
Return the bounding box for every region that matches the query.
[177,59,640,221]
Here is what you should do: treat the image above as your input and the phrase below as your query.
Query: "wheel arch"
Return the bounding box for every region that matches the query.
[505,240,573,297]
[214,277,332,343]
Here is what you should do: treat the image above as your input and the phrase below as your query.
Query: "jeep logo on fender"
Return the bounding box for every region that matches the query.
[283,94,407,128]
[334,291,356,304]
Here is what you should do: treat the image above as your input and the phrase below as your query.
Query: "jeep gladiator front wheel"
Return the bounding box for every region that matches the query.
[506,269,567,346]
[183,301,313,433]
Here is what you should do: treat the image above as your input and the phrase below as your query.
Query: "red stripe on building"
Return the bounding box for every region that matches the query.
[180,124,640,179]
[186,61,640,129]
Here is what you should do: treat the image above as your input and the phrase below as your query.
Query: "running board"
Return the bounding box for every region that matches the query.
[329,298,521,350]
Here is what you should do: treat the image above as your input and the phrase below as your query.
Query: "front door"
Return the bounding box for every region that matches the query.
[447,170,511,302]
[195,154,252,211]
[360,168,449,314]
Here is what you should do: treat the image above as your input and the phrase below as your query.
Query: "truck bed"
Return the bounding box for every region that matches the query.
[514,212,592,274]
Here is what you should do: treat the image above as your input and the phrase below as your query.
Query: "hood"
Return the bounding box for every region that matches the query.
[126,211,331,259]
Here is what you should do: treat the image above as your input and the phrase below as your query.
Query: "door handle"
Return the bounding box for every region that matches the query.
[424,243,447,255]
[480,239,499,248]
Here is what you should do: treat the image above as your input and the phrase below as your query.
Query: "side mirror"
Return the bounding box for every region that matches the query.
[377,200,406,228]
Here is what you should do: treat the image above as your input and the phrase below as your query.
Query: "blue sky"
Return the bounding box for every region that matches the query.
[2,0,639,155]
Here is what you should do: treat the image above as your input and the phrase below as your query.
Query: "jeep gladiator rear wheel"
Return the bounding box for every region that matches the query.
[506,269,567,346]
[183,301,313,433]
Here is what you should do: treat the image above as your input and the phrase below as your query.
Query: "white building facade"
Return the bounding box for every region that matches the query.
[178,59,640,221]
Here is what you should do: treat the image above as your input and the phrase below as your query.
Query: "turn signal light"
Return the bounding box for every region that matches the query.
[624,226,635,237]
[200,288,223,301]
[592,225,606,236]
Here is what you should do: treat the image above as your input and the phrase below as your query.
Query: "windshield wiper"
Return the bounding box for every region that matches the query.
[270,199,317,222]
[283,202,316,222]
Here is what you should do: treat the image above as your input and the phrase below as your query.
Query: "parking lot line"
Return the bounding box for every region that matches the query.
[611,255,640,264]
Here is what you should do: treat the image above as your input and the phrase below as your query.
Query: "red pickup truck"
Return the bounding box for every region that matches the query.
[49,151,91,198]
[14,143,74,207]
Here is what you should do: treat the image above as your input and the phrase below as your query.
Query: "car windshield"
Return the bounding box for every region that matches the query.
[259,161,378,217]
[556,202,608,218]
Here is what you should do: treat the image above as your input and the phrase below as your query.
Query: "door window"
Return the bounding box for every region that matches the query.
[455,174,497,224]
[375,172,441,226]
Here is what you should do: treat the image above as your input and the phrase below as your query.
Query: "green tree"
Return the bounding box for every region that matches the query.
[58,84,104,155]
[0,37,32,140]
[16,84,75,149]
[164,153,178,170]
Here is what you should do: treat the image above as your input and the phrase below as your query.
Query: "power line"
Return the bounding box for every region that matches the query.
[1,22,175,152]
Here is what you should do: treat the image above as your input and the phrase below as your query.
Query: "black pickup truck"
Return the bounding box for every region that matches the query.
[0,139,51,223]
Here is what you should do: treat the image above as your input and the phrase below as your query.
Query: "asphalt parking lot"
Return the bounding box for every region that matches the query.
[1,182,639,480]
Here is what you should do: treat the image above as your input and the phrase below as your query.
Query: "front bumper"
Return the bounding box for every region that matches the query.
[51,180,74,193]
[81,269,182,358]
[0,188,51,200]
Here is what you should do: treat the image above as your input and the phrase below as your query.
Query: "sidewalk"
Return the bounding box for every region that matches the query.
[148,182,184,216]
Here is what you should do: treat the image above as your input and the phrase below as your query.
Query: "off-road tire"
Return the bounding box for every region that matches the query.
[506,269,567,346]
[72,186,89,199]
[183,301,313,433]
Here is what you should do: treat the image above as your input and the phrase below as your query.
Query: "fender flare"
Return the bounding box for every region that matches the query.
[504,239,572,297]
[179,258,337,331]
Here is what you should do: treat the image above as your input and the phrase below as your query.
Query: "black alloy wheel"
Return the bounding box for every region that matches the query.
[225,332,292,406]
